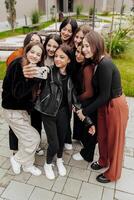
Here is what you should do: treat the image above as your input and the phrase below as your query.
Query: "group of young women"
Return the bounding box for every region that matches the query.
[2,17,129,183]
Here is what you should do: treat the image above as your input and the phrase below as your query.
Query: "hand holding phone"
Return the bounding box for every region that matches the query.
[33,66,50,79]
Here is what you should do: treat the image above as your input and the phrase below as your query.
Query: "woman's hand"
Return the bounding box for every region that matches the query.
[76,109,86,121]
[23,64,38,78]
[88,125,95,135]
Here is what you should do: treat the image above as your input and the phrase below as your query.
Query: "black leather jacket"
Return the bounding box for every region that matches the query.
[35,66,79,117]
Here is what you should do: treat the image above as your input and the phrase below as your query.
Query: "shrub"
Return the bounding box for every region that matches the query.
[31,9,41,24]
[89,7,94,17]
[5,0,17,31]
[76,5,83,18]
[101,10,110,16]
[105,28,131,57]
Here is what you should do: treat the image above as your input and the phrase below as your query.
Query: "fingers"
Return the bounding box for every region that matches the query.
[72,105,76,112]
[23,65,38,78]
[76,110,85,121]
[88,125,96,135]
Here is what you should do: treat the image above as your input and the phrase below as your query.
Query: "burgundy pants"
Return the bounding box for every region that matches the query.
[97,95,129,181]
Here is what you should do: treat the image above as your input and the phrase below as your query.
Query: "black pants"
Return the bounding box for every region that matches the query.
[42,107,70,164]
[74,112,97,162]
[9,109,42,150]
[73,113,83,140]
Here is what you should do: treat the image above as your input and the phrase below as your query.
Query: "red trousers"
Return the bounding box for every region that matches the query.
[97,95,129,181]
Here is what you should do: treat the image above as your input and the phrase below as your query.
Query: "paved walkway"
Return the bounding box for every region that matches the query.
[0,79,134,200]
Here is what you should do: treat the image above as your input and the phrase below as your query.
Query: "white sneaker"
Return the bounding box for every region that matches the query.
[73,152,84,161]
[56,158,66,176]
[36,147,44,156]
[64,143,73,150]
[44,163,55,180]
[10,156,21,174]
[23,165,42,176]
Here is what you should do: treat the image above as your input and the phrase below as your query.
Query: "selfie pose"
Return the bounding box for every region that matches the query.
[23,44,94,180]
[77,30,129,183]
[2,42,45,176]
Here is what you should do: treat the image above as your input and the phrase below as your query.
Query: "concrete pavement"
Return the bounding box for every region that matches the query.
[0,79,134,200]
[0,21,134,199]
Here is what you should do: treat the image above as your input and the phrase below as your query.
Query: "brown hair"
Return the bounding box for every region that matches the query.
[22,42,45,66]
[75,24,92,37]
[84,30,106,63]
[55,44,73,75]
[56,44,73,61]
[43,33,62,58]
[23,32,43,47]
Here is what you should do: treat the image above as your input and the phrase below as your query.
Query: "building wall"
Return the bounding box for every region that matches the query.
[0,0,56,31]
[46,0,57,18]
[0,0,133,31]
[0,0,38,22]
[73,0,94,12]
[73,0,133,13]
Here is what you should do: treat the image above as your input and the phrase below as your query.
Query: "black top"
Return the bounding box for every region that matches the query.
[59,74,68,108]
[83,57,122,115]
[2,57,40,111]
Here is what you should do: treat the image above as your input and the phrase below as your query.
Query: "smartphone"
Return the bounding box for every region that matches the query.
[34,66,50,79]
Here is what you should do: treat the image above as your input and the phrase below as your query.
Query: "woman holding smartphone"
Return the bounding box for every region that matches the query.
[2,42,45,176]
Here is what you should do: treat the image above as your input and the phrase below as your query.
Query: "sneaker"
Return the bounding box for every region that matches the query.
[44,163,55,180]
[56,158,66,176]
[64,143,73,150]
[23,165,42,176]
[73,152,84,161]
[36,147,44,156]
[10,156,21,174]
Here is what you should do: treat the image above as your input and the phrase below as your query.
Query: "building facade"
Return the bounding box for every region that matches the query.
[0,0,133,31]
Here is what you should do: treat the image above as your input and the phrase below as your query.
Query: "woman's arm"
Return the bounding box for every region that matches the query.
[82,60,113,115]
[11,63,39,99]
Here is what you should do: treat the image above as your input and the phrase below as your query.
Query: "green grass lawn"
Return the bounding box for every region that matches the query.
[0,40,134,97]
[113,40,134,97]
[0,62,6,80]
[0,21,54,39]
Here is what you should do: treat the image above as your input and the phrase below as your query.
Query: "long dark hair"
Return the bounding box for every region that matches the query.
[54,44,73,75]
[59,17,78,45]
[43,34,62,58]
[23,32,43,47]
[84,30,106,64]
[23,42,45,66]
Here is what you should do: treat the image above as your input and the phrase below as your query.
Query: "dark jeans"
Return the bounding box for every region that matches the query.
[42,107,70,164]
[73,113,83,140]
[74,112,97,162]
[9,109,42,150]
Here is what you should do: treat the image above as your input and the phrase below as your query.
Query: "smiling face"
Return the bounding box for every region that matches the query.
[26,45,42,64]
[75,45,84,63]
[30,34,41,43]
[74,30,84,48]
[46,39,59,57]
[54,48,70,69]
[60,24,73,42]
[82,38,93,59]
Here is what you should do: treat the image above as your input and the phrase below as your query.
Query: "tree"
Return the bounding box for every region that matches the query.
[92,0,96,30]
[5,0,17,31]
[76,5,83,18]
[109,0,116,55]
[119,0,125,30]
